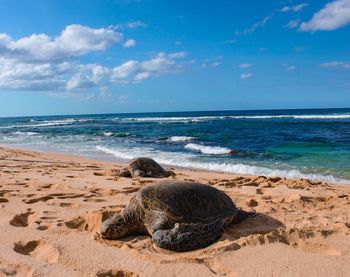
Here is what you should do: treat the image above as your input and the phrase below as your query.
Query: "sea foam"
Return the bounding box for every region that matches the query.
[184,143,233,155]
[167,136,197,142]
[122,114,350,123]
[95,145,342,183]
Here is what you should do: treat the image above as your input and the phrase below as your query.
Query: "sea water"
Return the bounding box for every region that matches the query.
[0,108,349,183]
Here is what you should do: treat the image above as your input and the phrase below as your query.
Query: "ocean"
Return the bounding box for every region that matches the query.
[0,108,349,183]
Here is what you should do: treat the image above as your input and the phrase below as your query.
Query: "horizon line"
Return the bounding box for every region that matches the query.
[1,106,350,119]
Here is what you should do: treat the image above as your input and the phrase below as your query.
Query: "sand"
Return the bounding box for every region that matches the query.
[0,146,350,277]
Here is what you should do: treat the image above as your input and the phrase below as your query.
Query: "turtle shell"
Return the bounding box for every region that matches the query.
[128,157,170,178]
[135,181,237,223]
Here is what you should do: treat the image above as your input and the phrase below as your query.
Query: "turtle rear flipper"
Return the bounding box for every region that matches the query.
[152,221,224,252]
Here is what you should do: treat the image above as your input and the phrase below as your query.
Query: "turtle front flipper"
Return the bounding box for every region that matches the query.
[152,220,224,252]
[128,160,145,177]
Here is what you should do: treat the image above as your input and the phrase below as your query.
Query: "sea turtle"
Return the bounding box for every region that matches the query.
[118,157,171,178]
[100,180,255,252]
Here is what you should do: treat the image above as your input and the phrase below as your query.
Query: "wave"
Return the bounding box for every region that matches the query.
[12,131,39,136]
[232,114,350,119]
[95,145,342,183]
[0,118,86,129]
[123,116,224,123]
[122,114,350,123]
[102,131,131,138]
[167,136,197,142]
[103,132,113,137]
[184,143,234,155]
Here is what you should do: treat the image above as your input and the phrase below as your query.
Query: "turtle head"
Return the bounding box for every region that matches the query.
[100,214,131,239]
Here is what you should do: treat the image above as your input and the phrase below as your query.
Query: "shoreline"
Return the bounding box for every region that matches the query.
[1,146,350,276]
[2,143,348,185]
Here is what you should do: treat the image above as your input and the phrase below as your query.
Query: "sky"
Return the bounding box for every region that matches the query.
[0,0,350,117]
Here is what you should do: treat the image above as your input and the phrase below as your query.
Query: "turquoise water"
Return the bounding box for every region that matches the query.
[0,108,349,183]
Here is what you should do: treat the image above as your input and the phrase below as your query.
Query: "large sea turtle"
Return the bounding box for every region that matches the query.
[118,157,171,178]
[100,181,255,252]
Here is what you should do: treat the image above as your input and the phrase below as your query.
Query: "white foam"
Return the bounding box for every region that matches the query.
[233,114,350,119]
[95,145,343,183]
[0,118,86,129]
[185,143,233,155]
[13,131,38,136]
[123,116,225,123]
[103,132,113,137]
[167,136,197,142]
[122,114,350,123]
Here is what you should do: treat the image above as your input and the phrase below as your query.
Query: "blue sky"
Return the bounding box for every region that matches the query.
[0,0,350,117]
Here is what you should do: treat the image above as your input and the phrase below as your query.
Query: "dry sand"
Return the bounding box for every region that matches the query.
[0,146,350,277]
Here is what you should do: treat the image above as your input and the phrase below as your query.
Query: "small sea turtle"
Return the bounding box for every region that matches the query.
[100,181,255,252]
[118,157,171,178]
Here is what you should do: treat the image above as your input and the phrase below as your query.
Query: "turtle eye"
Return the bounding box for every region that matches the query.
[146,170,152,176]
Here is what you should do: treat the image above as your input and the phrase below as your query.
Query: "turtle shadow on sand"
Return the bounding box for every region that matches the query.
[224,213,285,240]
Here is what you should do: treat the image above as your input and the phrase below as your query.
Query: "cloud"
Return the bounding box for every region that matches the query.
[321,61,350,68]
[126,21,147,28]
[235,15,273,35]
[280,3,308,12]
[0,25,186,94]
[300,0,350,31]
[201,56,222,68]
[0,24,123,62]
[239,63,252,68]
[123,39,136,48]
[116,21,147,29]
[240,73,254,79]
[285,65,296,71]
[286,19,301,28]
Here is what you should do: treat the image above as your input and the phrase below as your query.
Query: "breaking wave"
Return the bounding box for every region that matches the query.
[95,145,342,183]
[184,143,234,155]
[122,114,350,123]
[167,136,197,142]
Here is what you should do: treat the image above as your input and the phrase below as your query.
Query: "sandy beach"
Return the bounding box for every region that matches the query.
[0,146,350,277]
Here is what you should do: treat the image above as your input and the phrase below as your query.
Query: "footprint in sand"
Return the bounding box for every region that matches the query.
[65,209,119,232]
[23,195,54,204]
[0,263,34,277]
[13,240,59,264]
[0,197,9,203]
[96,269,139,277]
[10,210,36,227]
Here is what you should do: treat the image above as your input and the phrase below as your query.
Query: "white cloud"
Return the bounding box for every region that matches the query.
[0,25,186,94]
[126,21,147,28]
[235,15,273,35]
[280,3,308,12]
[286,65,296,71]
[168,52,186,59]
[202,61,221,68]
[0,25,123,62]
[300,0,350,31]
[321,61,350,68]
[123,39,136,48]
[239,63,252,68]
[134,72,151,81]
[240,73,254,79]
[286,19,301,28]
